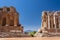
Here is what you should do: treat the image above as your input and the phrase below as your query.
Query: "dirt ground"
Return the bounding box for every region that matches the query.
[0,37,60,40]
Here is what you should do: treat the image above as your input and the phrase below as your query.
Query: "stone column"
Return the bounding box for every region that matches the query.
[14,13,18,26]
[3,7,8,26]
[0,11,2,26]
[58,16,60,29]
[6,16,9,26]
[54,15,56,29]
[48,15,50,29]
[1,17,3,25]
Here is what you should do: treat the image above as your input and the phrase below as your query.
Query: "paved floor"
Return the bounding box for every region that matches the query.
[0,37,60,40]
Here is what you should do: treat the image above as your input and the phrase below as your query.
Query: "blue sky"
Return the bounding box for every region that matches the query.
[0,0,60,31]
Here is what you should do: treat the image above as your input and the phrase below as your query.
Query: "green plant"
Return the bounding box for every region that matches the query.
[28,31,36,37]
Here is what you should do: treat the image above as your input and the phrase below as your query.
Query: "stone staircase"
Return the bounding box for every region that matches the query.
[0,32,31,38]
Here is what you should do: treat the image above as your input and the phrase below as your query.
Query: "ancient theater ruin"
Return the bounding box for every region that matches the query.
[35,11,60,37]
[0,6,23,32]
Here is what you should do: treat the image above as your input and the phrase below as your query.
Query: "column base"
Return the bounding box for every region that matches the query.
[5,24,9,26]
[14,25,17,26]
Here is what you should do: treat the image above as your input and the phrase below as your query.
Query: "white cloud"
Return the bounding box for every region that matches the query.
[23,25,41,31]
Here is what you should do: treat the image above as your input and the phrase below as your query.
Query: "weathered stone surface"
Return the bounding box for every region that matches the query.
[35,11,60,37]
[0,6,23,32]
[0,6,24,37]
[0,32,31,38]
